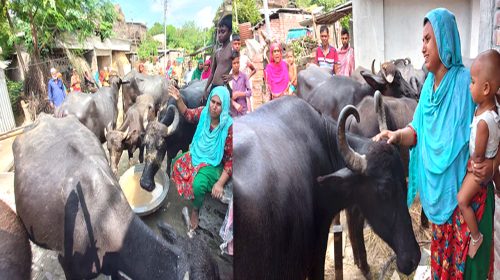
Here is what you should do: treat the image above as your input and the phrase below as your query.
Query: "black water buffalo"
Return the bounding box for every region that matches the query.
[105,94,156,177]
[13,114,219,279]
[140,80,206,191]
[373,58,428,95]
[0,199,32,280]
[55,75,126,143]
[297,64,417,120]
[122,69,169,113]
[344,91,418,276]
[233,97,420,279]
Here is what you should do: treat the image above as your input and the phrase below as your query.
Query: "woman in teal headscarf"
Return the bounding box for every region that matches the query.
[374,8,494,279]
[169,85,233,230]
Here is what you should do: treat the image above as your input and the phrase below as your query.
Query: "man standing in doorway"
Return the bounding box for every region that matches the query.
[337,28,355,77]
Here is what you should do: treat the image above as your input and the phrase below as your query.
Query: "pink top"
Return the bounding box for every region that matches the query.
[337,46,355,76]
[201,59,212,80]
[264,43,290,95]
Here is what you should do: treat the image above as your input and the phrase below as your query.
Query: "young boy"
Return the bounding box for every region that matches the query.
[286,50,297,95]
[458,49,500,258]
[229,51,252,117]
[203,14,232,99]
[232,34,256,80]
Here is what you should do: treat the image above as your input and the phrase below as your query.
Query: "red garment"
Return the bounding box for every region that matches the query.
[172,107,233,199]
[315,45,338,73]
[430,185,489,279]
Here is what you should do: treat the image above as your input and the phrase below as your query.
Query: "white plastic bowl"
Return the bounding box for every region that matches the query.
[118,163,169,216]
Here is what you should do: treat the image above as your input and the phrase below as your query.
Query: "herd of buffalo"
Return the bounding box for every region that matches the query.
[0,58,428,279]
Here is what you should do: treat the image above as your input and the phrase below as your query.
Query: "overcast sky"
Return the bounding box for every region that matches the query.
[113,0,222,28]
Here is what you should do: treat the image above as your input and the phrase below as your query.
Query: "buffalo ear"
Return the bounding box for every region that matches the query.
[317,168,357,187]
[361,70,386,91]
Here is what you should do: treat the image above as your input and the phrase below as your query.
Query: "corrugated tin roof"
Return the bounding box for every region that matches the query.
[299,1,352,26]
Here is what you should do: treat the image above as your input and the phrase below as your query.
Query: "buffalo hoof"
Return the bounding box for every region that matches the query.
[141,184,155,192]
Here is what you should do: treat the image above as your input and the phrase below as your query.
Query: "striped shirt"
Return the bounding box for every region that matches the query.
[315,45,339,73]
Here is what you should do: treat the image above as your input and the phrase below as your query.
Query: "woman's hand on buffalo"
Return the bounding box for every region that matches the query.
[372,129,400,145]
[211,181,224,200]
[168,84,181,101]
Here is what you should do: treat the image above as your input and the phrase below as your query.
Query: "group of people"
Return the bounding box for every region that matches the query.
[170,8,500,278]
[47,66,111,109]
[263,25,355,101]
[315,25,355,76]
[45,8,500,277]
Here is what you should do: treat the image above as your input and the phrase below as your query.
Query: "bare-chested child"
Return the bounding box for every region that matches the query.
[204,14,232,99]
[458,49,500,258]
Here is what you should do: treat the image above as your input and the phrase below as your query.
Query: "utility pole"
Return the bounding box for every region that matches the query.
[262,0,272,39]
[163,0,168,73]
[234,0,239,26]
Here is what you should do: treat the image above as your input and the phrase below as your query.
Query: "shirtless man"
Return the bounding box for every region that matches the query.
[204,14,232,99]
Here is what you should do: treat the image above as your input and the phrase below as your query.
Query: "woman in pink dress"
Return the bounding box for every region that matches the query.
[264,43,290,100]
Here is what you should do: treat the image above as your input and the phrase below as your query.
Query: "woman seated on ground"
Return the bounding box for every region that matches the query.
[169,85,233,230]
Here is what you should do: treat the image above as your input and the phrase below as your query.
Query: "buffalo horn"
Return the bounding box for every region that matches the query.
[337,105,367,173]
[371,59,376,74]
[104,122,113,137]
[374,91,388,132]
[121,126,130,139]
[143,109,150,129]
[165,105,179,137]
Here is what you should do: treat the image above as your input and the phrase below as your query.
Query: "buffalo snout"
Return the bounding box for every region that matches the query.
[396,247,420,275]
[140,171,155,192]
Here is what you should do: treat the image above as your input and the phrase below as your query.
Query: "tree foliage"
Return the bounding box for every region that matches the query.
[233,0,261,26]
[148,22,164,36]
[0,0,117,58]
[296,0,346,11]
[147,21,213,55]
[0,0,117,99]
[137,35,160,61]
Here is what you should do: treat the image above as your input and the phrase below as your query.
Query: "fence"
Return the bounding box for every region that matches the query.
[0,68,15,133]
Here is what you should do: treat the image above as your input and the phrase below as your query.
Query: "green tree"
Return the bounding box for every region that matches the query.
[233,0,261,26]
[148,22,164,36]
[137,35,160,61]
[0,0,117,97]
[313,0,345,11]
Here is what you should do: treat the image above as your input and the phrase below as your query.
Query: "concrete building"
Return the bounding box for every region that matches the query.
[352,0,498,69]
